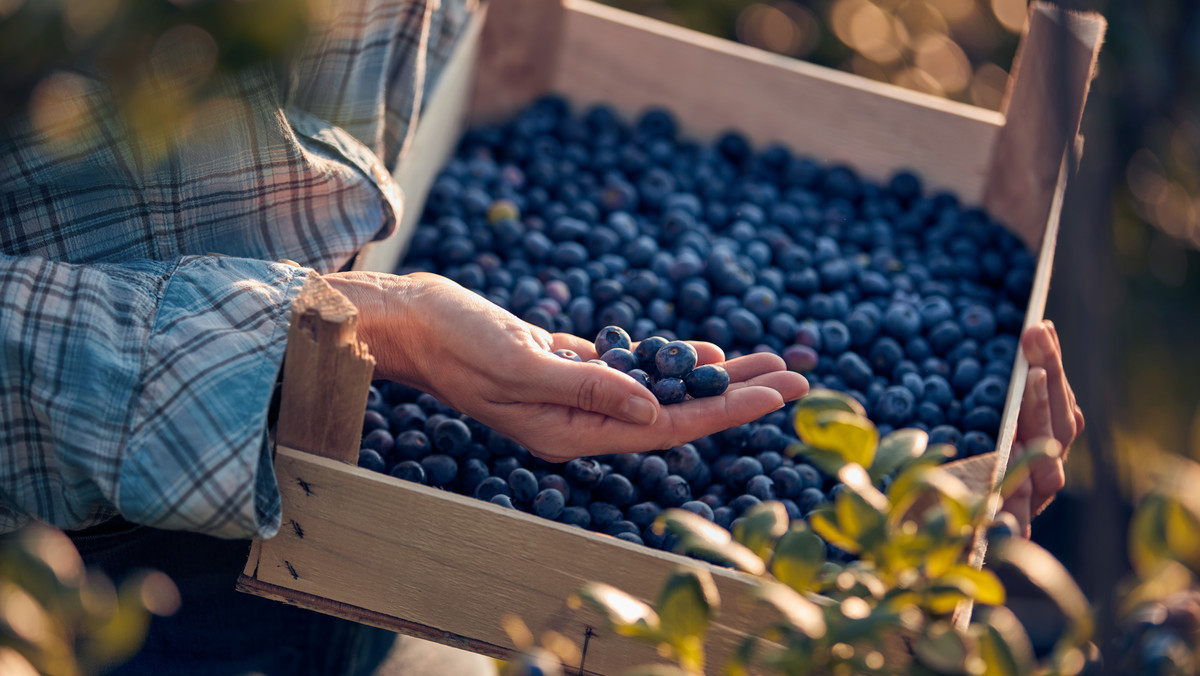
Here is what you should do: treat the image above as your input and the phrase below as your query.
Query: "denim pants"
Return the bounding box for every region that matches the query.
[69,518,401,676]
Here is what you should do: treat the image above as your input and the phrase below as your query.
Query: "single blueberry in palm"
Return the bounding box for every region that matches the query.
[683,364,729,398]
[655,340,698,378]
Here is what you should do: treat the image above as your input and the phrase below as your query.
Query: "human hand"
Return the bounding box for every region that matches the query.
[324,271,809,461]
[1003,320,1085,538]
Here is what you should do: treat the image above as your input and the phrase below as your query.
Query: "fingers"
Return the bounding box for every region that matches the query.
[1021,321,1080,451]
[1015,367,1052,443]
[549,334,726,366]
[1000,478,1034,540]
[522,354,662,425]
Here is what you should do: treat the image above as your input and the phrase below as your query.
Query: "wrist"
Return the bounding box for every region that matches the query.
[323,271,426,386]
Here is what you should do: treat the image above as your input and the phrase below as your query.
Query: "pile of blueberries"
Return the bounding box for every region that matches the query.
[357,94,1033,552]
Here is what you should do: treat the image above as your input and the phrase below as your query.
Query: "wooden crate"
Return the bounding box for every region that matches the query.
[238,2,1106,674]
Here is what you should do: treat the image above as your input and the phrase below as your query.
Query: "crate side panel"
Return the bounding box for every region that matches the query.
[255,448,771,675]
[553,0,1002,203]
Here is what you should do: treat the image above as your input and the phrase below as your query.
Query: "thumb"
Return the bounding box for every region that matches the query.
[525,354,662,425]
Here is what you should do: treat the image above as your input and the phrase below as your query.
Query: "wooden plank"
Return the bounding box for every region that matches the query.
[468,0,567,123]
[983,2,1107,249]
[551,0,1004,202]
[275,275,375,463]
[355,8,487,274]
[251,446,778,675]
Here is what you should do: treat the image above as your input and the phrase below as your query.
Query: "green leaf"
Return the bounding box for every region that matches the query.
[656,567,718,659]
[1164,497,1200,574]
[733,501,789,560]
[795,410,878,469]
[913,620,974,674]
[987,538,1094,646]
[754,581,827,639]
[570,583,660,638]
[887,465,976,537]
[655,509,731,547]
[809,507,861,554]
[1129,493,1171,578]
[675,538,767,576]
[936,565,1005,606]
[971,606,1034,676]
[792,388,867,432]
[770,523,827,593]
[871,428,930,481]
[834,483,888,552]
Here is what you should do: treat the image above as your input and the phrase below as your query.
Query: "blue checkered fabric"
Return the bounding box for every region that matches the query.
[0,0,471,539]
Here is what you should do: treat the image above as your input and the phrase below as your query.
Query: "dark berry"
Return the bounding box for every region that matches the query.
[655,341,699,378]
[595,325,632,355]
[684,364,730,398]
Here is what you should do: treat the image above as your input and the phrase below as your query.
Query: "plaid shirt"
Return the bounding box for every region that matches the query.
[0,0,471,540]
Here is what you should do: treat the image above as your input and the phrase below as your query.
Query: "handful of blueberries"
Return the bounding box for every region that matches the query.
[556,325,729,404]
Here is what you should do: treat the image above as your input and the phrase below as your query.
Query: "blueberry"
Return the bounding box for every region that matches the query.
[951,357,983,395]
[684,364,729,398]
[531,488,565,520]
[928,320,966,355]
[460,458,490,495]
[916,401,946,427]
[680,500,715,521]
[868,337,904,373]
[770,466,803,499]
[819,320,852,355]
[655,340,699,378]
[595,473,637,506]
[625,501,662,529]
[746,475,775,501]
[875,386,916,426]
[657,474,692,507]
[653,378,687,404]
[962,406,1001,435]
[432,418,472,457]
[929,425,964,448]
[604,520,641,538]
[554,348,583,361]
[836,351,874,390]
[724,456,764,490]
[748,424,787,453]
[626,368,653,389]
[594,325,632,356]
[782,344,819,373]
[507,467,540,503]
[634,335,669,371]
[421,454,458,488]
[796,487,827,515]
[393,430,433,462]
[883,302,922,340]
[665,444,704,484]
[361,428,394,458]
[960,305,997,341]
[588,502,623,528]
[490,494,516,509]
[728,493,763,516]
[923,374,955,406]
[962,431,995,456]
[559,506,591,528]
[600,347,638,372]
[712,506,735,530]
[358,448,387,473]
[362,410,388,436]
[564,458,604,488]
[967,376,1009,412]
[391,460,427,485]
[636,455,669,492]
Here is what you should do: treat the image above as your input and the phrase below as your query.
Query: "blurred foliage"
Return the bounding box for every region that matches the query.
[0,0,327,155]
[0,523,179,676]
[510,389,1100,676]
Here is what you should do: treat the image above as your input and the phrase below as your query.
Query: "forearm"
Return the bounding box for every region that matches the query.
[0,253,310,539]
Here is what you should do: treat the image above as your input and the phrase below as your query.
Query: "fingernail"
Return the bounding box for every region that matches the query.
[619,395,658,425]
[1034,370,1049,403]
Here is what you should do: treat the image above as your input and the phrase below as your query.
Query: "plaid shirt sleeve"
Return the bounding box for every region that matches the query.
[0,0,472,540]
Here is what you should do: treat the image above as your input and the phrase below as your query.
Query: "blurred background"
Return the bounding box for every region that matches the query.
[598,0,1200,651]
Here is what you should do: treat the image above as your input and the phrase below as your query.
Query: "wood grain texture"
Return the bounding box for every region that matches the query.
[468,0,567,123]
[275,275,375,463]
[983,2,1107,249]
[355,9,486,273]
[551,0,1003,203]
[252,446,782,675]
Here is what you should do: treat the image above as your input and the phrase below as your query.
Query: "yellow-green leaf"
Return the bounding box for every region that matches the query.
[795,410,878,468]
[1129,494,1171,578]
[570,583,659,637]
[913,620,974,674]
[972,606,1034,676]
[656,568,718,642]
[1164,497,1200,573]
[988,538,1094,646]
[808,508,861,554]
[936,565,1006,606]
[792,389,866,436]
[754,581,827,639]
[676,538,766,576]
[733,501,789,560]
[655,509,732,547]
[871,428,930,481]
[770,523,827,593]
